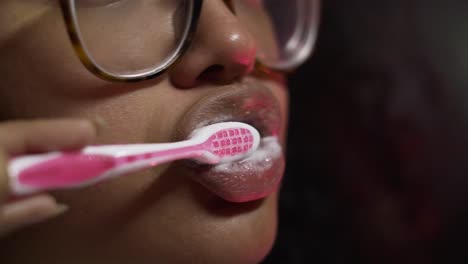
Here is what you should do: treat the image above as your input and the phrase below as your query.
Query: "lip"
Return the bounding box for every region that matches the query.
[173,79,286,203]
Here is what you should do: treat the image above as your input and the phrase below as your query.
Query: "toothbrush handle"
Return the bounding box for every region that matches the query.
[8,152,119,196]
[8,145,205,196]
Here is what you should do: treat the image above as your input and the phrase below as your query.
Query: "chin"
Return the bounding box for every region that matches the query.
[103,183,280,264]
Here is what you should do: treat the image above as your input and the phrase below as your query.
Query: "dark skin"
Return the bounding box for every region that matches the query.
[0,0,289,263]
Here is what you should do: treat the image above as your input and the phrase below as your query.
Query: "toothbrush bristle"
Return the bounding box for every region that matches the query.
[208,128,255,159]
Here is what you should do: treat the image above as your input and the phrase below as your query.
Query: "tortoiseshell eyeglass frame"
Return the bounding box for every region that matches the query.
[59,0,320,83]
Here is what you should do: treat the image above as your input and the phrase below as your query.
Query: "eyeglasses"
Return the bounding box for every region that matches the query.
[59,0,320,82]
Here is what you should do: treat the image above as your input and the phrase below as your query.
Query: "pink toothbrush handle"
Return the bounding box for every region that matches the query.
[7,122,259,195]
[8,146,205,195]
[8,152,120,195]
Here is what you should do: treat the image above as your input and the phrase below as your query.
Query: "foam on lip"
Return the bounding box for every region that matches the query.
[195,136,284,202]
[211,136,282,173]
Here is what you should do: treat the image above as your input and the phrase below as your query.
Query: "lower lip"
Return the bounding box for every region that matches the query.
[192,137,285,203]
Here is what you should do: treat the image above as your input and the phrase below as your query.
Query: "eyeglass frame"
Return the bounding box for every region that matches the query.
[59,0,320,83]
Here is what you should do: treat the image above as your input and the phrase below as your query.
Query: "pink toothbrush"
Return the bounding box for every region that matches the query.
[8,122,260,196]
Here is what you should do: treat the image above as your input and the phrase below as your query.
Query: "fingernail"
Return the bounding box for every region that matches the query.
[92,115,108,136]
[52,204,69,217]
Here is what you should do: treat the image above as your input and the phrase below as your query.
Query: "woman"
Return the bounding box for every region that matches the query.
[0,0,320,263]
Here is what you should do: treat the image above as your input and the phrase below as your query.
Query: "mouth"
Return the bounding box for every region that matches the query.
[173,79,286,203]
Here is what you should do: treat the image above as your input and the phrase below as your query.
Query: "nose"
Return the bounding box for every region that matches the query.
[169,0,257,88]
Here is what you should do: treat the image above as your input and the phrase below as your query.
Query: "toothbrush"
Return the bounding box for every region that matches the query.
[8,122,260,196]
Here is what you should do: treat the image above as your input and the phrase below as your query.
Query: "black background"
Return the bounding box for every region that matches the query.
[264,1,468,263]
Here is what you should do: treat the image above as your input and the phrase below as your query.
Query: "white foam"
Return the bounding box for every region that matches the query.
[212,137,282,173]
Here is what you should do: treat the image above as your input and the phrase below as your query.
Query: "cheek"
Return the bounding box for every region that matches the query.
[266,79,289,141]
[277,83,289,120]
[0,3,111,116]
[52,171,279,263]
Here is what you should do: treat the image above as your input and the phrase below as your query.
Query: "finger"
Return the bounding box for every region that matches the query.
[0,194,68,237]
[0,119,97,155]
[0,151,7,203]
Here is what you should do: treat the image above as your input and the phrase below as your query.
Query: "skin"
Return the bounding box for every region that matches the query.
[0,0,289,263]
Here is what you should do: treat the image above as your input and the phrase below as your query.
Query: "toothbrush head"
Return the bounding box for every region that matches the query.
[189,122,261,164]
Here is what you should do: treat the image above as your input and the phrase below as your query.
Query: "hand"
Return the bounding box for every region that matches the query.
[0,119,97,237]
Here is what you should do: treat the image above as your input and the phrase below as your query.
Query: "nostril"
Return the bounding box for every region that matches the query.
[197,64,225,82]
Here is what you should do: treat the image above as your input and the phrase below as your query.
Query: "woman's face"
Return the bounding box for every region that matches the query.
[0,1,288,263]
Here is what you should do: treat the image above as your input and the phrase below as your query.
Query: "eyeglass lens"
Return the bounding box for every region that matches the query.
[72,0,316,77]
[73,0,191,77]
[232,0,319,70]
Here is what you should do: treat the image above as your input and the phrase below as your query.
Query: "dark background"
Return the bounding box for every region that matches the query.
[264,1,468,263]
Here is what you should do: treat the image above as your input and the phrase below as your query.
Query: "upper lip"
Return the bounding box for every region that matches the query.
[171,79,285,202]
[173,79,283,142]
